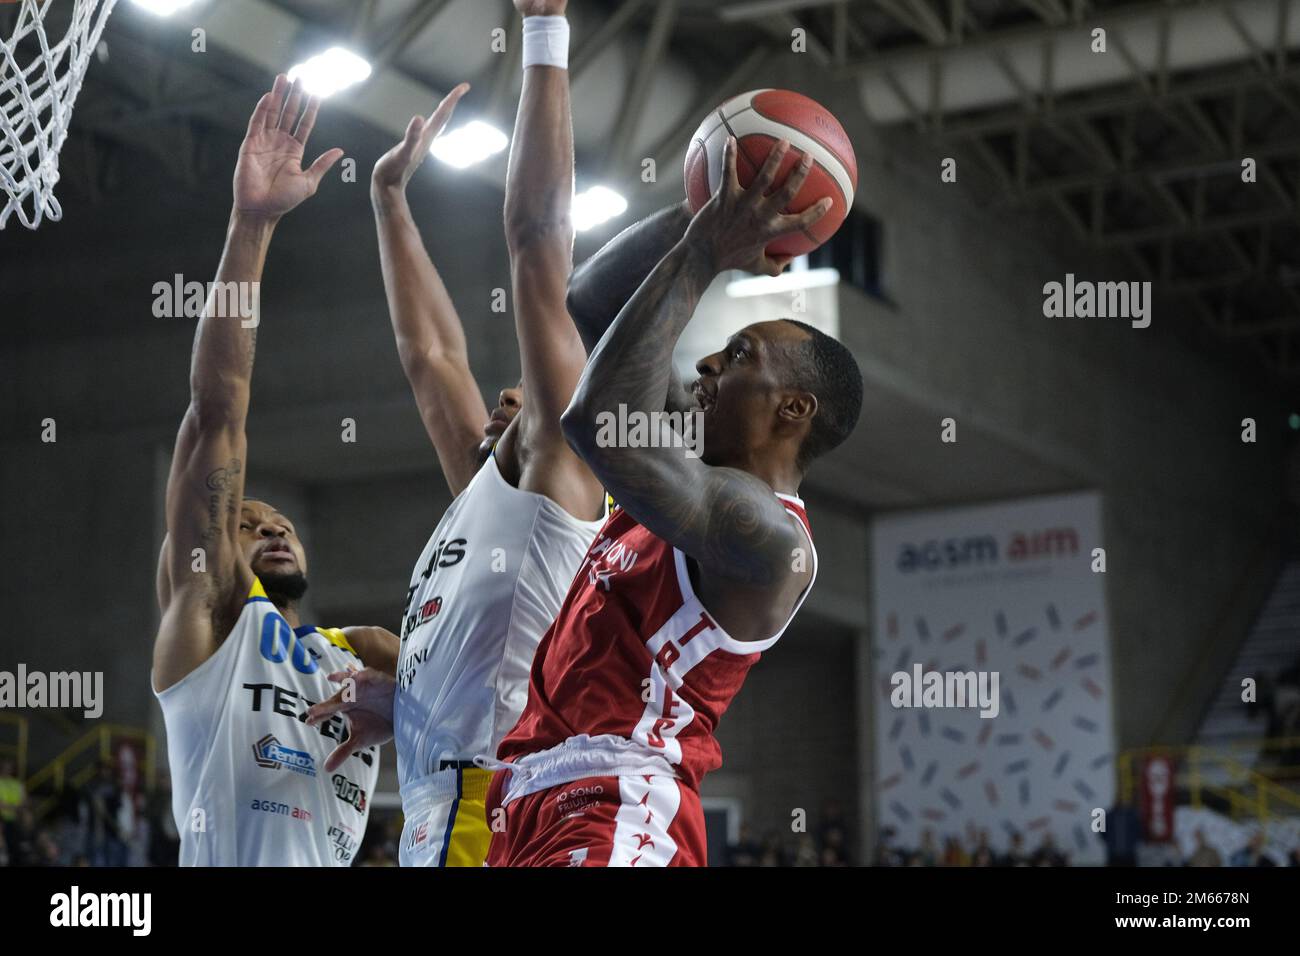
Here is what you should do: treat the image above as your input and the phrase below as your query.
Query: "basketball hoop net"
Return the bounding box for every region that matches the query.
[0,0,119,229]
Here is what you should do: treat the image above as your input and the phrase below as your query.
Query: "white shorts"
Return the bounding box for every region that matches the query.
[398,765,494,867]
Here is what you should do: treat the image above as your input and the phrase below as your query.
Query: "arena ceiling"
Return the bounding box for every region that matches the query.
[15,0,1300,376]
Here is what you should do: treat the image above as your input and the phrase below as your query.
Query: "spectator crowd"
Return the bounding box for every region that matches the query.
[3,756,1297,867]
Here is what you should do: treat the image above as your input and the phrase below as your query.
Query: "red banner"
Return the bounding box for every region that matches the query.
[1139,755,1176,842]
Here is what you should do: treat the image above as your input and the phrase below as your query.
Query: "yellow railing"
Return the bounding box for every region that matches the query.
[24,724,157,820]
[1118,737,1300,824]
[0,714,29,778]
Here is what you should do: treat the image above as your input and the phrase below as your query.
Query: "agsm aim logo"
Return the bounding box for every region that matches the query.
[896,526,1079,573]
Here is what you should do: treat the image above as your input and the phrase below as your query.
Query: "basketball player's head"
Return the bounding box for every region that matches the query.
[477,380,524,462]
[239,499,309,606]
[690,319,862,473]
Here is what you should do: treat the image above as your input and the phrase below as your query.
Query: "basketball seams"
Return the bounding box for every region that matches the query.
[723,111,855,205]
[750,97,856,188]
[703,125,850,218]
[685,88,855,255]
[709,106,751,193]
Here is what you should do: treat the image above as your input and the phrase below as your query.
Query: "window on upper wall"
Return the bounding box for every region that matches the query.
[809,205,886,302]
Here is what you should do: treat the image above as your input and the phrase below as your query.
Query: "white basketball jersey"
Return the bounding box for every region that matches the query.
[154,578,380,866]
[394,453,604,787]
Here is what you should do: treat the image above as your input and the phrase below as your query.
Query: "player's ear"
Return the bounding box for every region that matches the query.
[779,390,817,426]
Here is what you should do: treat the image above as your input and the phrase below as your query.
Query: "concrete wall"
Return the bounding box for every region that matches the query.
[703,617,860,859]
[827,99,1288,750]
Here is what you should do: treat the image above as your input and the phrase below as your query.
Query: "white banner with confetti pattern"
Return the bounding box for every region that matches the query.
[871,491,1114,865]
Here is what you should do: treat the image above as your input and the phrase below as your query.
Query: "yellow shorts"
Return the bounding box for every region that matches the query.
[398,766,493,867]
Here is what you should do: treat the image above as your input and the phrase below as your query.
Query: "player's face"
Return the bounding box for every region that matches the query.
[690,322,805,465]
[478,382,523,460]
[239,500,308,579]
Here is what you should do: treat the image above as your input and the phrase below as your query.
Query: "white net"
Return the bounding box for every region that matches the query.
[1,0,119,229]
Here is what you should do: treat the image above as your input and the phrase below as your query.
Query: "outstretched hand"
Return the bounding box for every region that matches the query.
[305,667,396,773]
[372,83,471,195]
[685,137,832,276]
[233,74,343,220]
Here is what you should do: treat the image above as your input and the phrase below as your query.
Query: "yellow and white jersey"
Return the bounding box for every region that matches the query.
[154,579,379,866]
[394,454,604,790]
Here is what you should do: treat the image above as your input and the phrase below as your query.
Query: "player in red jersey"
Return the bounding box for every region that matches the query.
[480,137,864,866]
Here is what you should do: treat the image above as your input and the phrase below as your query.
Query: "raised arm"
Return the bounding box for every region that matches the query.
[561,138,830,587]
[497,1,603,519]
[567,203,691,352]
[565,202,696,415]
[154,76,343,691]
[566,187,802,413]
[371,83,489,497]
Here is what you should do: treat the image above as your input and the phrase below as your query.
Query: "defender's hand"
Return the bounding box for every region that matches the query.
[233,74,343,220]
[372,83,471,196]
[306,667,396,773]
[684,137,832,276]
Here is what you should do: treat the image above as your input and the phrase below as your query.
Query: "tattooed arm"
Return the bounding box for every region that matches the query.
[566,190,802,415]
[154,76,343,691]
[561,139,830,627]
[567,203,694,355]
[565,203,696,416]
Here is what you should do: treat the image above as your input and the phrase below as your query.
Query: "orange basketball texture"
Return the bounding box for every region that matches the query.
[684,89,858,258]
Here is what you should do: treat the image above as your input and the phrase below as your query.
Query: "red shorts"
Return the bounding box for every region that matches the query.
[486,771,707,867]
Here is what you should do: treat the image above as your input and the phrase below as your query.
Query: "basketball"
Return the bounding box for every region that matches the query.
[683,89,858,258]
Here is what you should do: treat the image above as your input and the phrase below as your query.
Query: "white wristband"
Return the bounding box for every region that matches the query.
[522,15,569,70]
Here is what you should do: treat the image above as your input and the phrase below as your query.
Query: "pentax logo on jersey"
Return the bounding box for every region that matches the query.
[331,773,368,813]
[328,823,359,863]
[251,733,317,776]
[243,682,377,768]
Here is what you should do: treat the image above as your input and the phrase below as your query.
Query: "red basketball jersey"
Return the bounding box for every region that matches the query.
[497,493,816,791]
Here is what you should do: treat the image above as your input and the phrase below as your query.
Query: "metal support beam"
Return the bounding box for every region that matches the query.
[883,68,928,130]
[486,10,524,123]
[779,12,833,66]
[1018,0,1067,26]
[1277,0,1291,75]
[946,64,1300,138]
[842,0,1210,76]
[372,0,455,71]
[833,0,849,66]
[1047,191,1088,238]
[1155,14,1171,97]
[571,0,646,78]
[609,0,678,171]
[350,0,379,44]
[643,47,770,172]
[875,0,947,45]
[1098,205,1297,245]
